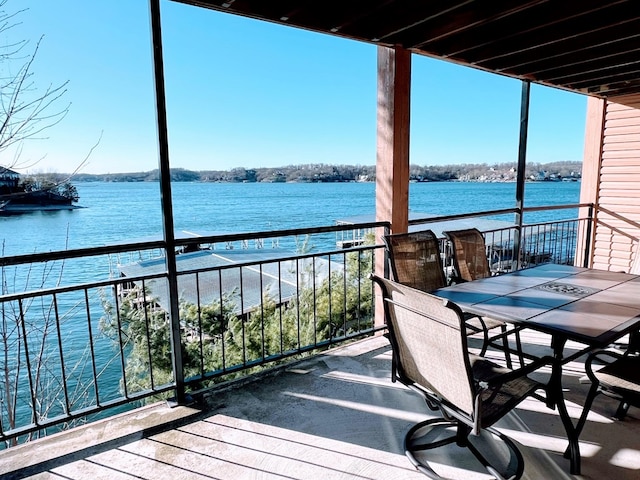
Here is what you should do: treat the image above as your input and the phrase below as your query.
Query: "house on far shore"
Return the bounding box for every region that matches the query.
[0,166,20,194]
[0,165,82,214]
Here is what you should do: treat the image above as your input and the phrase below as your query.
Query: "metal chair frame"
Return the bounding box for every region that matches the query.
[372,274,551,480]
[443,228,526,368]
[384,230,504,359]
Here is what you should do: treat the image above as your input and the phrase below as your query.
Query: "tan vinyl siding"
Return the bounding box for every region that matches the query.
[585,95,640,272]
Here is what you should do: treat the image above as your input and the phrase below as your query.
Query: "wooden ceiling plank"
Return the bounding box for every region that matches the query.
[335,0,473,44]
[456,2,638,67]
[599,82,640,99]
[275,0,393,34]
[568,69,640,91]
[489,22,640,75]
[546,58,640,84]
[382,0,547,49]
[416,0,622,61]
[179,0,297,22]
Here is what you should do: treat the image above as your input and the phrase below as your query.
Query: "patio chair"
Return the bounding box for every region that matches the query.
[383,230,504,358]
[371,274,551,480]
[443,228,525,367]
[443,228,495,282]
[574,349,640,434]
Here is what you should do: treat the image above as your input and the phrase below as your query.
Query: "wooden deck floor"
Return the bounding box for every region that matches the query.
[2,334,640,480]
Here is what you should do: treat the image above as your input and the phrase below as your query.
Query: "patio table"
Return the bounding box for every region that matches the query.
[433,263,640,475]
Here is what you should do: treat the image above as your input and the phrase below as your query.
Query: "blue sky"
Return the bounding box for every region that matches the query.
[8,0,587,175]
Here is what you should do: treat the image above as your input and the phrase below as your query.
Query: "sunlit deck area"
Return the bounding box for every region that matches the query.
[4,332,639,480]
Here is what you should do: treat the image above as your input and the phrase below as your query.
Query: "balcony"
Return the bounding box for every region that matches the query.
[2,207,639,478]
[3,1,640,477]
[3,332,639,479]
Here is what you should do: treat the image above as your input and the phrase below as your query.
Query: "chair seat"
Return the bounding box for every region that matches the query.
[464,315,504,333]
[594,355,640,401]
[470,354,544,427]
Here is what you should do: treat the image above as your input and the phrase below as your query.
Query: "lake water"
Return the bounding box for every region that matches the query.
[1,180,581,258]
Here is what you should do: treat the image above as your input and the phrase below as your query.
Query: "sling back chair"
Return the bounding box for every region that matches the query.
[383,230,513,364]
[372,274,551,480]
[577,349,640,425]
[443,228,525,368]
[567,349,640,471]
[444,228,497,283]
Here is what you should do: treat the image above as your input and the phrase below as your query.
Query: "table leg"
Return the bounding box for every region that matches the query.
[550,335,582,475]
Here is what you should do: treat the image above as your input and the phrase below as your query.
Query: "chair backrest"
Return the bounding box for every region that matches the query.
[383,230,446,292]
[444,228,491,281]
[372,274,475,415]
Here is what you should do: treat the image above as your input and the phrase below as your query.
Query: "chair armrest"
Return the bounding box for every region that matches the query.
[482,355,554,389]
[584,349,626,383]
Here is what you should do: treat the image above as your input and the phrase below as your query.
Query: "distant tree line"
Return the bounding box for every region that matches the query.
[69,161,582,184]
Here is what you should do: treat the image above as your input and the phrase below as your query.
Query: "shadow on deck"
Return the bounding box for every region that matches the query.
[2,333,639,479]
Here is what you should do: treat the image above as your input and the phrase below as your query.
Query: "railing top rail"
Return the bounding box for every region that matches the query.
[407,203,593,227]
[175,243,381,277]
[520,203,592,213]
[0,241,166,268]
[1,221,390,268]
[188,221,389,246]
[0,240,383,302]
[1,203,594,268]
[408,208,516,226]
[0,271,169,303]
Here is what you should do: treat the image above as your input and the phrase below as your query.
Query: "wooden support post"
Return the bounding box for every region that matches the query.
[376,45,411,235]
[577,97,606,268]
[374,45,411,328]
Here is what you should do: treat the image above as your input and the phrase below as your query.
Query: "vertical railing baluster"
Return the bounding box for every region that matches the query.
[195,272,204,376]
[295,257,301,350]
[311,257,317,346]
[259,263,265,360]
[328,253,333,344]
[141,279,155,390]
[218,269,226,372]
[278,261,284,354]
[52,294,71,415]
[342,252,347,336]
[84,288,100,406]
[18,299,38,428]
[113,288,128,398]
[239,266,246,366]
[356,250,362,330]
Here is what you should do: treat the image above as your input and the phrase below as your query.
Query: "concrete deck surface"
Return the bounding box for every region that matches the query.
[2,332,639,480]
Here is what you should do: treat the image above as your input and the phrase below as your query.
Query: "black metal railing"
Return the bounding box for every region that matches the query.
[0,221,386,446]
[0,205,593,446]
[408,203,591,277]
